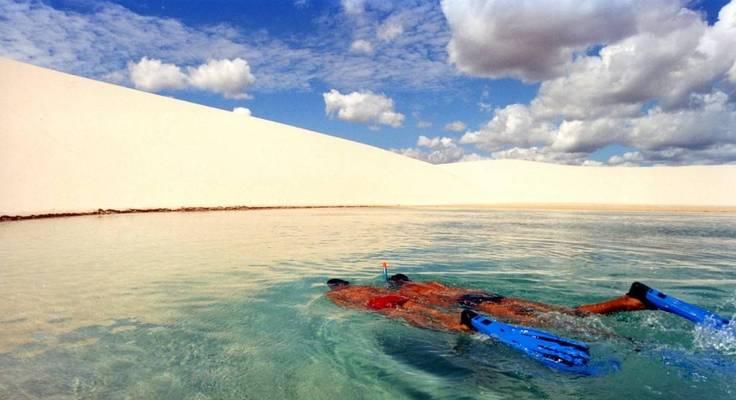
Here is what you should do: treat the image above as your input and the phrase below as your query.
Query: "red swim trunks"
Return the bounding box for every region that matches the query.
[367,294,410,310]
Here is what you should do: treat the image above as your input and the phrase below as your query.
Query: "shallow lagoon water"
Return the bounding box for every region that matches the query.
[1,208,736,399]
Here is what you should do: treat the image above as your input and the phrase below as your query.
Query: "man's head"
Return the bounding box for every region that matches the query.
[388,273,411,288]
[327,278,350,290]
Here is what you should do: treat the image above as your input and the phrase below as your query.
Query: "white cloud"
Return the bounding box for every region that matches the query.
[453,1,736,165]
[417,135,452,148]
[460,104,555,152]
[128,57,187,91]
[607,152,644,167]
[126,57,255,98]
[233,107,252,116]
[636,144,736,165]
[0,0,456,94]
[350,39,373,54]
[549,90,736,153]
[187,58,255,99]
[490,147,590,165]
[462,89,736,165]
[394,135,480,164]
[531,1,736,120]
[318,1,455,89]
[323,89,404,127]
[340,0,395,17]
[582,160,604,167]
[628,92,736,151]
[377,16,403,41]
[441,0,646,81]
[443,120,466,132]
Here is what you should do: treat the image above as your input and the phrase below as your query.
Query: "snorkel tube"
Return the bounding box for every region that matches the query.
[382,261,390,282]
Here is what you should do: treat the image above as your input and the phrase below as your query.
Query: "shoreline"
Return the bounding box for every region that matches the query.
[3,203,736,222]
[0,205,387,223]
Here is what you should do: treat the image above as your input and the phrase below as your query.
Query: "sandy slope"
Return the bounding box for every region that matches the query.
[0,58,482,216]
[1,58,735,217]
[439,160,736,210]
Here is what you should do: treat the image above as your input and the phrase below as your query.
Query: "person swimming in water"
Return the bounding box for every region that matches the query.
[325,274,649,333]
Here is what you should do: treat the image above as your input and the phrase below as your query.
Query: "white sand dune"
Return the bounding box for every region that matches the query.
[1,57,735,217]
[440,160,736,210]
[0,58,483,216]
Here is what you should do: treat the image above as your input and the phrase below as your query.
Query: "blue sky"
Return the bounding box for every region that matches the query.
[1,0,735,166]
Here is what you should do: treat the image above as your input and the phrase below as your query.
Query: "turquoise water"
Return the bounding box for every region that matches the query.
[1,208,736,399]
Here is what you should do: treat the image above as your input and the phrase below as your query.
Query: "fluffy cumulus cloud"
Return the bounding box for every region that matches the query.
[187,58,255,99]
[232,107,252,116]
[530,2,736,120]
[441,0,643,82]
[446,0,736,165]
[394,135,481,164]
[460,104,556,152]
[127,57,254,98]
[466,89,736,165]
[323,89,404,127]
[443,120,466,132]
[128,57,187,91]
[550,91,736,154]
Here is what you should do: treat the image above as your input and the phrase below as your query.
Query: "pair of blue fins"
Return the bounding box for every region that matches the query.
[461,282,730,375]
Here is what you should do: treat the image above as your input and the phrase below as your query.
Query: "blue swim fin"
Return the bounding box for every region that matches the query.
[461,310,601,374]
[628,282,730,329]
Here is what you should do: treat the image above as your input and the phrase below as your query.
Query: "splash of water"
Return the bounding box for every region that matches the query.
[693,322,736,355]
[692,290,736,355]
[693,316,736,355]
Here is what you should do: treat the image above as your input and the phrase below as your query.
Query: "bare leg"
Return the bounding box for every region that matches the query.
[576,295,648,315]
[474,294,648,323]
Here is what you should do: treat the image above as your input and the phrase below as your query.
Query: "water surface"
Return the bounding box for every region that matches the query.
[1,208,735,399]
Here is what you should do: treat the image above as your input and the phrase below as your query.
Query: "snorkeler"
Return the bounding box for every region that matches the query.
[326,276,730,374]
[326,275,729,331]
